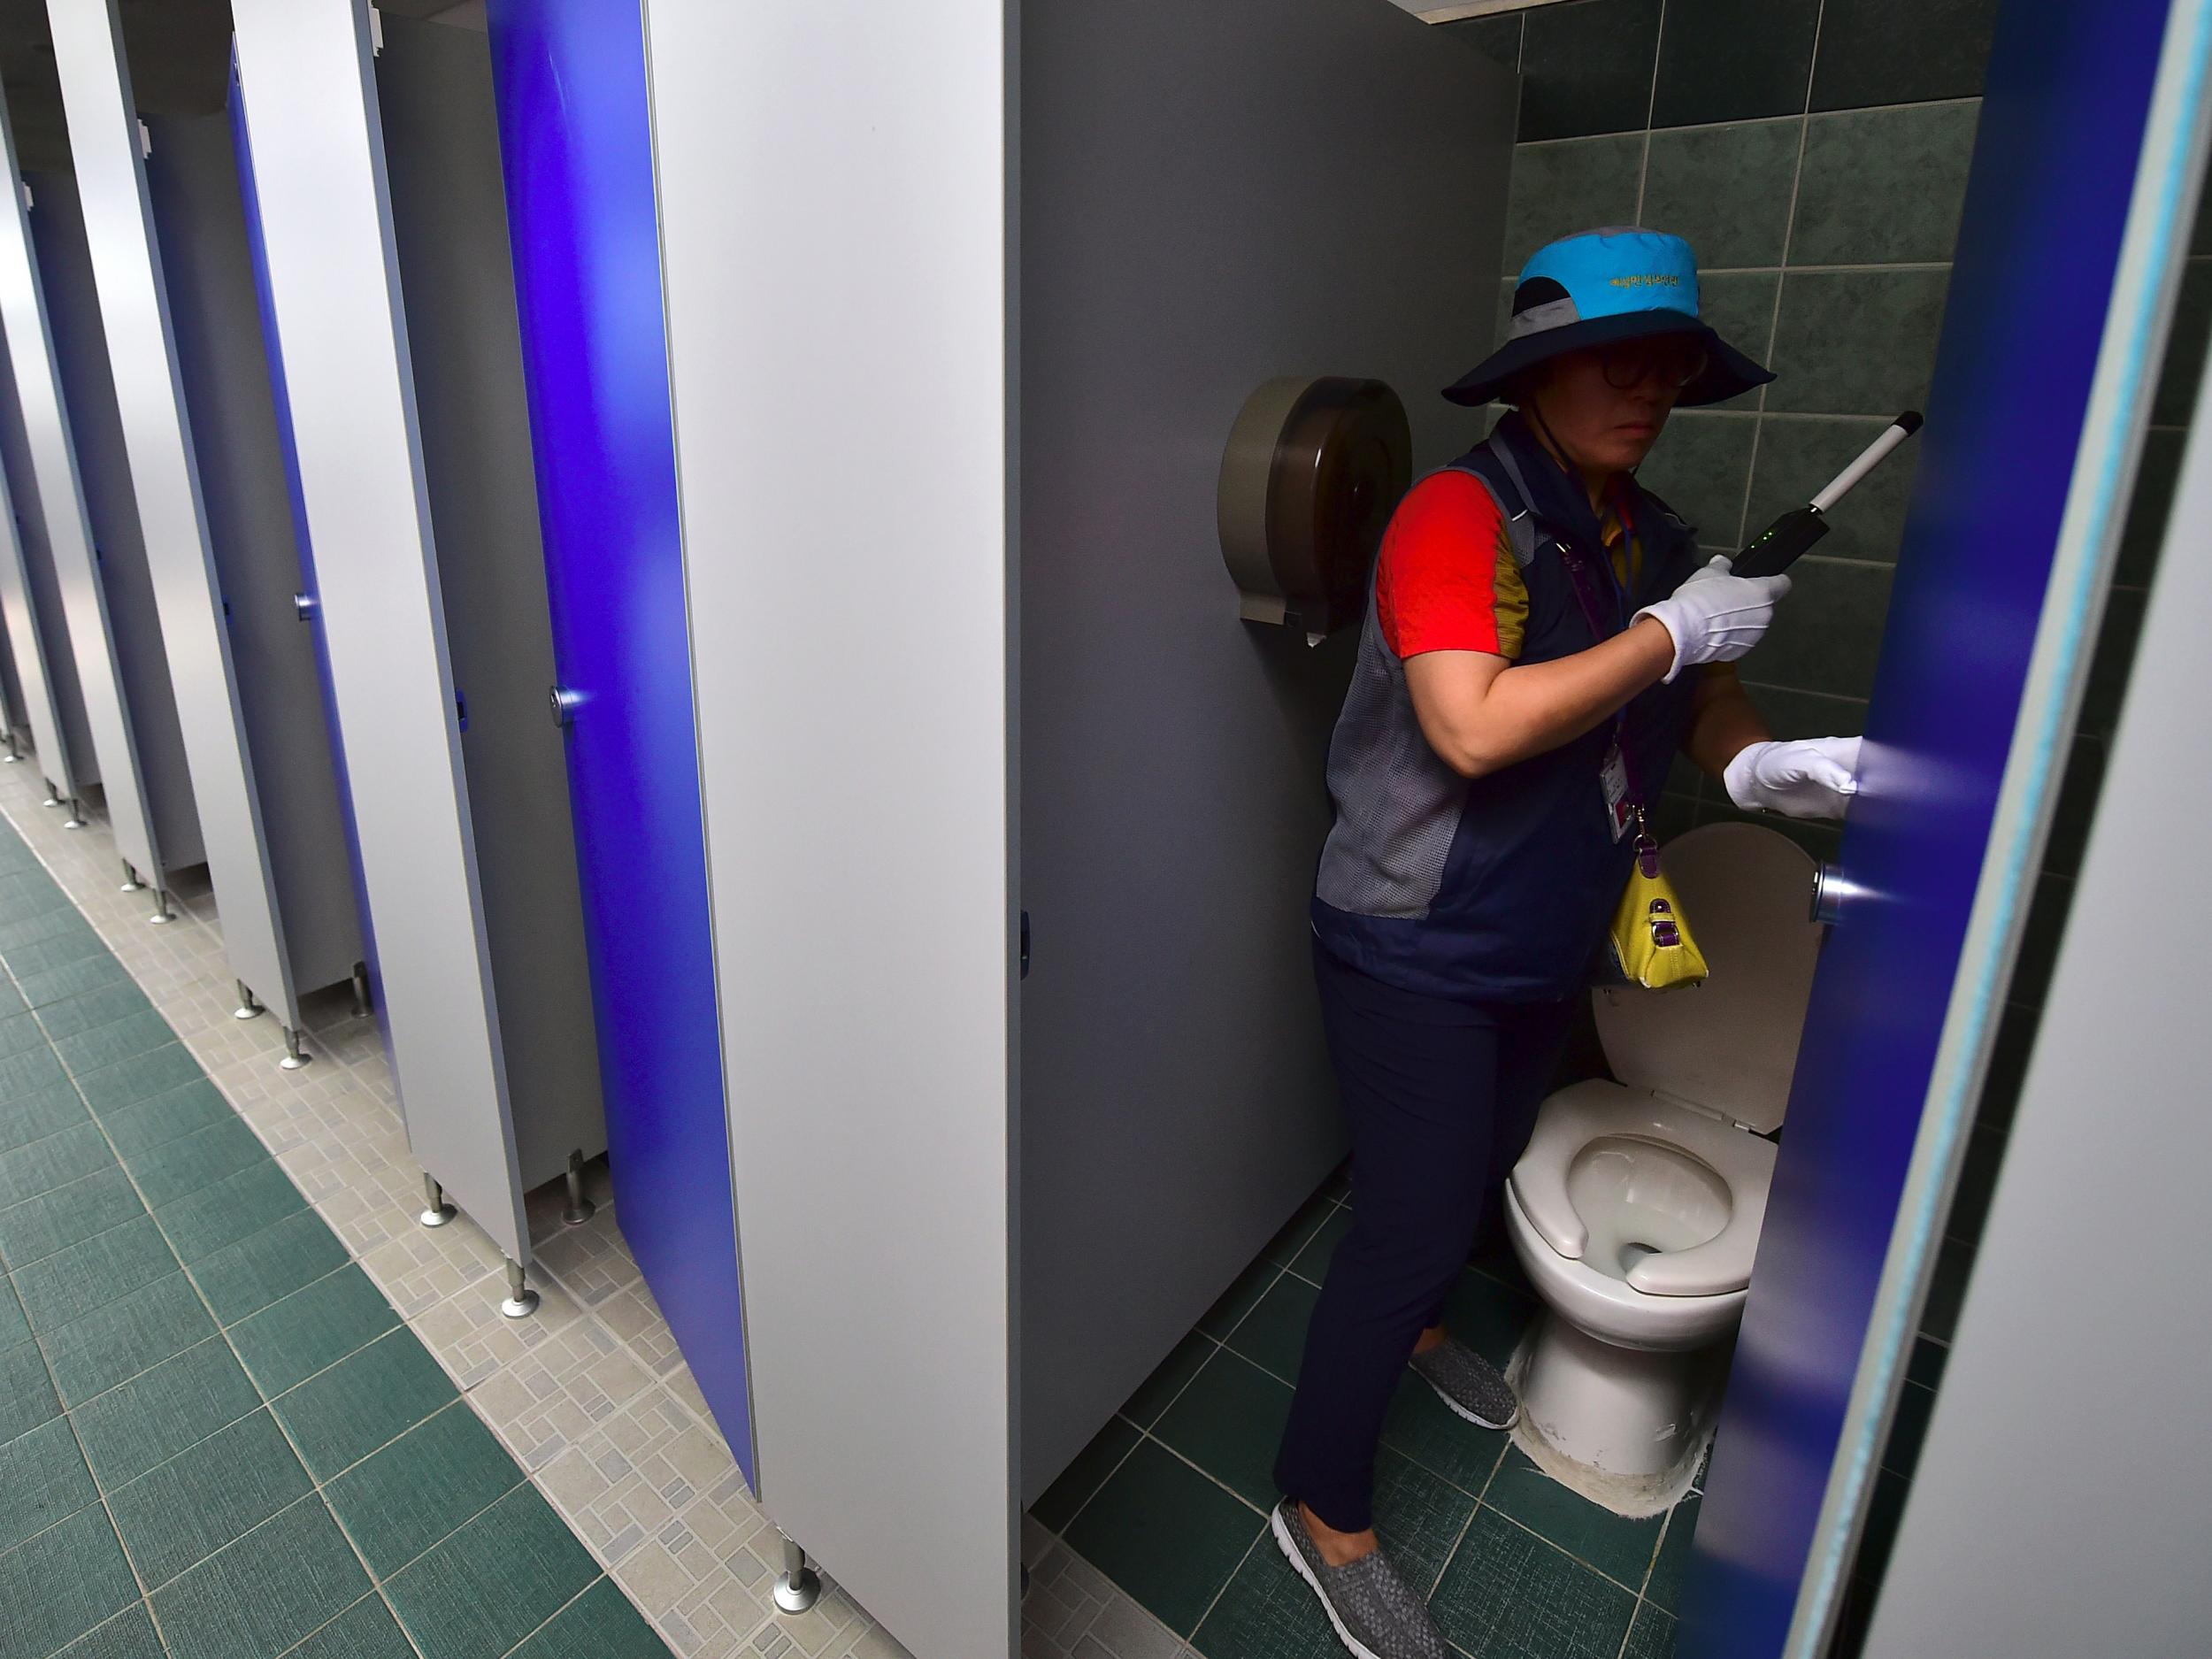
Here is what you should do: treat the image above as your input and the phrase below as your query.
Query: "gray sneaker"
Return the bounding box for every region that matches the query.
[1409,1335,1517,1430]
[1271,1499,1448,1659]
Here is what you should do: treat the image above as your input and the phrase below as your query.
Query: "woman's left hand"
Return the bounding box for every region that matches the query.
[1724,735,1862,820]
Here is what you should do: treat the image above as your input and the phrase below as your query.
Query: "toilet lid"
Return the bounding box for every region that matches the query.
[1594,822,1822,1133]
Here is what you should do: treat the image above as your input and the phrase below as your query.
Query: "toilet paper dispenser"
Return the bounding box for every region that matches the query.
[1217,375,1411,643]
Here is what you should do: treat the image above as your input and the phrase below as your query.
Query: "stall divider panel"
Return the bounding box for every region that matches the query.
[145,111,362,1002]
[0,606,24,742]
[49,0,296,1019]
[0,340,96,802]
[484,0,750,1472]
[0,348,70,795]
[26,167,204,878]
[227,52,382,1025]
[0,88,165,883]
[230,0,528,1263]
[645,0,1016,1653]
[372,12,603,1194]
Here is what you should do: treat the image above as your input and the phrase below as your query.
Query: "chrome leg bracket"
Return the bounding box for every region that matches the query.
[562,1148,595,1226]
[774,1533,820,1615]
[419,1173,456,1229]
[279,1025,311,1070]
[501,1256,539,1320]
[234,979,265,1021]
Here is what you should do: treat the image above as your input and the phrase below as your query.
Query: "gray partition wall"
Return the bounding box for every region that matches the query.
[0,342,72,796]
[0,337,95,808]
[49,0,333,1045]
[143,113,361,1010]
[373,12,603,1212]
[230,0,601,1277]
[28,171,204,887]
[651,0,1513,1650]
[0,90,181,892]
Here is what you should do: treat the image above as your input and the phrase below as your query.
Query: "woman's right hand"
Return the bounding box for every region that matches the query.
[1633,556,1792,683]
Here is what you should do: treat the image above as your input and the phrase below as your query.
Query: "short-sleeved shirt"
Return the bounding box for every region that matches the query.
[1373,471,1644,664]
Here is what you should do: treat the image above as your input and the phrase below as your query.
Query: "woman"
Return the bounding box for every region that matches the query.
[1271,227,1859,1659]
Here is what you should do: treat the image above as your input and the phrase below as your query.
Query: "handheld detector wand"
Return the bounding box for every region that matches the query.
[1728,411,1923,579]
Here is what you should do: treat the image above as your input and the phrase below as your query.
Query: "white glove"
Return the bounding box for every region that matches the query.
[1633,556,1792,683]
[1725,736,1862,820]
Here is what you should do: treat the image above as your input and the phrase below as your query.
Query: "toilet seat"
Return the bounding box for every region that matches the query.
[1509,1078,1775,1297]
[1509,823,1821,1302]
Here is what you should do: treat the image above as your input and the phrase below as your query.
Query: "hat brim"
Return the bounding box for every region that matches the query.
[1441,310,1774,409]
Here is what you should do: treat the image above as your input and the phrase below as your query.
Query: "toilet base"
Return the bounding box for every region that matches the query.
[1508,1311,1724,1517]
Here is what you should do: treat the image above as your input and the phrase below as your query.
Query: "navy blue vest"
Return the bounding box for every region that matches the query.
[1311,414,1703,1002]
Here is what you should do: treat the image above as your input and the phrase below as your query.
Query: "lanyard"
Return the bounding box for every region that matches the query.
[1485,433,1655,859]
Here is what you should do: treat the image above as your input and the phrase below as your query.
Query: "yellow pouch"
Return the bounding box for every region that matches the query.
[1607,831,1709,991]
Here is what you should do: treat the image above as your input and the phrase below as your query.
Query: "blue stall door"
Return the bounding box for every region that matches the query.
[1682,0,2198,1652]
[484,0,753,1485]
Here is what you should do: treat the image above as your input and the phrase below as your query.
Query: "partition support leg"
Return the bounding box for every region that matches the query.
[349,963,372,1018]
[2,730,19,761]
[279,1025,311,1070]
[419,1173,456,1228]
[562,1149,595,1225]
[41,782,58,806]
[148,887,173,923]
[501,1257,539,1320]
[119,861,143,893]
[774,1534,820,1615]
[234,980,265,1021]
[63,800,86,830]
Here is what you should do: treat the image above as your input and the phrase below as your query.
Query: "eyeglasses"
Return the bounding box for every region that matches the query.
[1600,339,1709,391]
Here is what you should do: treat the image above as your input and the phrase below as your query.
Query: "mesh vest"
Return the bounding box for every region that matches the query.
[1311,416,1702,1002]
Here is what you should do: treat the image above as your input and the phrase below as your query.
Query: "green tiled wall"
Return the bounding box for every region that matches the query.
[1452,0,2001,870]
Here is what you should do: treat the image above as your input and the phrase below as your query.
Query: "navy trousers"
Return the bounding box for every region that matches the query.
[1273,937,1576,1534]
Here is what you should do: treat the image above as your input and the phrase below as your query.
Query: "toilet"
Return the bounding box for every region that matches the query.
[1503,822,1823,1509]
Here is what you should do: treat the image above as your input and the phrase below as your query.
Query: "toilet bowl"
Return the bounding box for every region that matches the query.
[1504,822,1822,1507]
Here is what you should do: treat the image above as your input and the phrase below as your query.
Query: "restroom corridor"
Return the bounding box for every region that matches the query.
[0,702,1697,1659]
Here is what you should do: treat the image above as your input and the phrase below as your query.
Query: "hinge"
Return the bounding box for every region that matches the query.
[369,4,384,54]
[17,180,30,211]
[138,119,151,160]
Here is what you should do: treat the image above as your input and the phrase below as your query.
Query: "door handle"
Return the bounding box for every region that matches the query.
[292,592,318,620]
[549,685,583,727]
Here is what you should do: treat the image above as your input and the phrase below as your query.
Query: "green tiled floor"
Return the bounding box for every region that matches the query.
[0,821,671,1659]
[1035,1175,1701,1659]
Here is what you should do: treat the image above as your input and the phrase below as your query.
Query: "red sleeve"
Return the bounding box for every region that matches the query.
[1373,472,1528,661]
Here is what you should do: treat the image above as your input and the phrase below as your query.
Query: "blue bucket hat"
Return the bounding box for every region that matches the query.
[1444,227,1774,408]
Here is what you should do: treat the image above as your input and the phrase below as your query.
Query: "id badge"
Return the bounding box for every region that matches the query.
[1601,740,1633,841]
